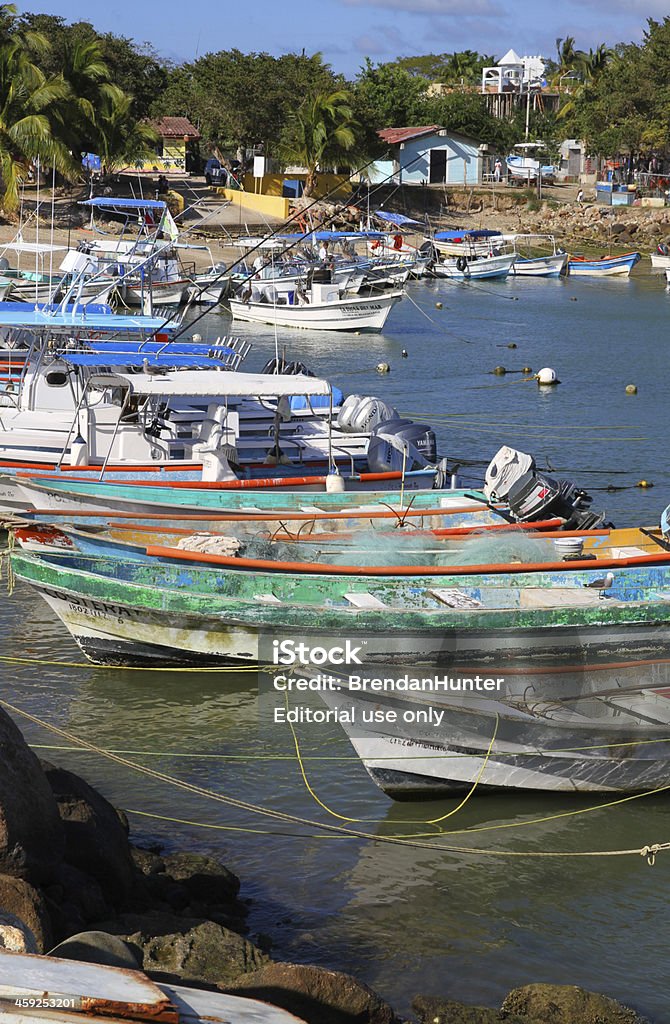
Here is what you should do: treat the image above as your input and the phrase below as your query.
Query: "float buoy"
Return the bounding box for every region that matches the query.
[493,366,507,375]
[536,367,560,385]
[376,362,390,374]
[625,384,638,395]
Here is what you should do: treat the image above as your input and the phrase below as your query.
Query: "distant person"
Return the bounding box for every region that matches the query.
[318,240,329,262]
[494,158,503,182]
[156,174,169,196]
[576,188,584,206]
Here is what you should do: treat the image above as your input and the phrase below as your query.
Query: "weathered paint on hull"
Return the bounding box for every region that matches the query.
[13,550,670,668]
[320,673,670,795]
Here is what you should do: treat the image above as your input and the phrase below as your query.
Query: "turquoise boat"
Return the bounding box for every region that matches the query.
[15,474,485,515]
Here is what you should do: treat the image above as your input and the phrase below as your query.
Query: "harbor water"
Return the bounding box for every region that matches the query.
[5,266,670,1020]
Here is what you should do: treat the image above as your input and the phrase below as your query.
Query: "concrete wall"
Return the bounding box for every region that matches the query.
[241,173,352,198]
[219,188,291,219]
[137,139,188,173]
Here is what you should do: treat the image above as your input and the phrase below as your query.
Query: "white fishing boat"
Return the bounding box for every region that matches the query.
[506,234,568,276]
[650,246,670,269]
[432,251,516,280]
[230,274,402,331]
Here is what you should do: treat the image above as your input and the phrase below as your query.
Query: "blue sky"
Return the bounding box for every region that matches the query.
[27,1,669,75]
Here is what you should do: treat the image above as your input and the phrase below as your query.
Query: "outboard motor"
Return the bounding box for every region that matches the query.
[507,470,611,530]
[336,395,399,434]
[372,417,437,464]
[484,446,535,501]
[367,419,437,474]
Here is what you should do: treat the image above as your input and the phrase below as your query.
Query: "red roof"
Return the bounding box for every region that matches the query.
[151,116,201,140]
[377,125,442,146]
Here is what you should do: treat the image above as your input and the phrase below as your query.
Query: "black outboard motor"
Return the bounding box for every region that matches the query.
[261,357,315,376]
[507,470,612,530]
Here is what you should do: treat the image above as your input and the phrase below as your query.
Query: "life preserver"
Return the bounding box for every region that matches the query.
[393,233,403,250]
[456,255,467,272]
[371,239,382,250]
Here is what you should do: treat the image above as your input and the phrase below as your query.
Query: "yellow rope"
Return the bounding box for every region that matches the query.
[3,696,669,862]
[284,688,499,826]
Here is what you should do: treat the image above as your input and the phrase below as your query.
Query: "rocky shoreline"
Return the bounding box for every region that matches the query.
[0,706,652,1023]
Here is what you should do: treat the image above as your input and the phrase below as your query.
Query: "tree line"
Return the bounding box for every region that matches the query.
[2,5,670,210]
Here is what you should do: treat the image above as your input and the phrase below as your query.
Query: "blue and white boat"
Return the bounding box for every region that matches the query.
[566,251,641,277]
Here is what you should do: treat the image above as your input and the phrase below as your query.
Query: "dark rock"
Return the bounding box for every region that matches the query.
[43,765,133,905]
[52,864,109,924]
[226,961,399,1024]
[611,223,627,234]
[162,852,240,903]
[130,845,165,876]
[91,910,267,986]
[0,874,52,952]
[49,930,142,970]
[501,983,647,1024]
[413,995,529,1023]
[0,710,64,880]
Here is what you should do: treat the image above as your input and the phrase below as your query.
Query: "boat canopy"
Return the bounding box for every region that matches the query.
[374,211,422,227]
[62,353,229,370]
[1,241,68,253]
[81,197,167,211]
[87,341,234,356]
[0,301,113,315]
[87,369,332,398]
[274,230,385,242]
[0,310,175,333]
[434,229,502,240]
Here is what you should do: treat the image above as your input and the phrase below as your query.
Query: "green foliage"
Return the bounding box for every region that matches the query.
[279,89,359,195]
[392,50,494,85]
[351,59,429,155]
[151,49,339,154]
[566,18,670,156]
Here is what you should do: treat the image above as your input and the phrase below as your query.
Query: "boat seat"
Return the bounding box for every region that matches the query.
[253,594,281,604]
[429,588,482,608]
[519,587,616,608]
[608,546,647,558]
[344,592,388,610]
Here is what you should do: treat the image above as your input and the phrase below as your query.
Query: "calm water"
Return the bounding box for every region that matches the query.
[5,267,670,1022]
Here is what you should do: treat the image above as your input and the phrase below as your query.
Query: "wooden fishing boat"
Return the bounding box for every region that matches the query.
[11,526,670,667]
[13,475,474,515]
[566,252,641,277]
[319,657,670,796]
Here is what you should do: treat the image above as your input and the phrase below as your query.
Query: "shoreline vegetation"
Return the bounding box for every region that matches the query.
[0,707,650,1023]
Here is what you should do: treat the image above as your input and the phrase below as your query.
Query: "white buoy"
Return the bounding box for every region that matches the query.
[536,367,560,386]
[192,332,202,343]
[376,362,390,374]
[326,470,346,493]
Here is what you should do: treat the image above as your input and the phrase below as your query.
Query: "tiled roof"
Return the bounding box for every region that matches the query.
[151,116,201,139]
[377,125,442,145]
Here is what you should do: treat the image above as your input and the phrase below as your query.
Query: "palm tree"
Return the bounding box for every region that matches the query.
[0,26,74,212]
[279,89,358,196]
[59,37,126,144]
[93,90,158,173]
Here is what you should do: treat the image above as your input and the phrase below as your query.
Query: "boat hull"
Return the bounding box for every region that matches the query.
[320,666,670,795]
[433,254,516,280]
[567,253,641,277]
[511,252,568,277]
[229,291,402,331]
